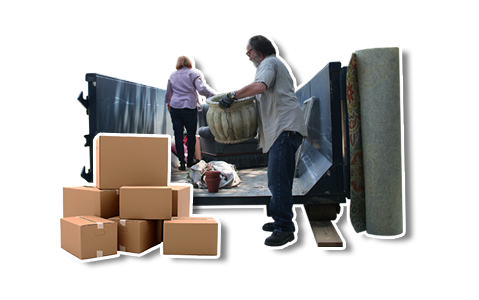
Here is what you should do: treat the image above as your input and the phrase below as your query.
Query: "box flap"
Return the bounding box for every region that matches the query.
[120,186,172,191]
[167,217,216,225]
[171,217,214,221]
[65,216,114,228]
[168,185,190,191]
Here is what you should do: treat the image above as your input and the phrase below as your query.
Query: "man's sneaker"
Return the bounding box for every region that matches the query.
[264,231,295,247]
[262,222,274,232]
[262,222,296,232]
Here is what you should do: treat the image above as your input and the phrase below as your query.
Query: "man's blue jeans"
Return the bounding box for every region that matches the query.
[267,131,303,233]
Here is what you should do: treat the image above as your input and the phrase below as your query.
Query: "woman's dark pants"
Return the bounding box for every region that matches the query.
[170,107,197,166]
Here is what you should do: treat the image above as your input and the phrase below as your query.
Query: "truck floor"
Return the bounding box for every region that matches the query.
[170,166,305,206]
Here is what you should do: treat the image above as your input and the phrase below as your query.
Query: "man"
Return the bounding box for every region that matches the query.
[219,35,308,247]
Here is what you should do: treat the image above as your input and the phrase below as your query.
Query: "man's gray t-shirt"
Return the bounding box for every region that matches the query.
[253,55,308,153]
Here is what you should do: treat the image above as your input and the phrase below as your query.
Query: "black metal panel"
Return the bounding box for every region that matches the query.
[79,73,167,182]
[296,81,312,107]
[295,62,347,202]
[308,67,333,161]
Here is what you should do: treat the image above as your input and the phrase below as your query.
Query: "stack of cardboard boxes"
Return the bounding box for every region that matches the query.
[61,134,220,260]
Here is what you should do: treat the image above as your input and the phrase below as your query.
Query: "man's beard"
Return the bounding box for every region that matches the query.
[251,53,261,68]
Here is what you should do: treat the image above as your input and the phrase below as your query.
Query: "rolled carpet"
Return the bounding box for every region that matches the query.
[347,47,403,237]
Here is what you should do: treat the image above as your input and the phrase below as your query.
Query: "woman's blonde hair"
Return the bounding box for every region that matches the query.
[176,56,193,70]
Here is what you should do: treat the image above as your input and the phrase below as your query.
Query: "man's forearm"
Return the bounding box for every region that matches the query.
[234,82,267,99]
[218,82,267,109]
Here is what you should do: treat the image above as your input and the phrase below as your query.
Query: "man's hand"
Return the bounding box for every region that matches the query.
[219,93,234,109]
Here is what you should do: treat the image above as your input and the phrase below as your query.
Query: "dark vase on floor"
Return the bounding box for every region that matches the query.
[204,171,221,193]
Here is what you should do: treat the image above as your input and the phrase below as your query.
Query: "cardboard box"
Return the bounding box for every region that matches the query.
[61,216,117,260]
[95,134,169,190]
[63,186,119,218]
[163,217,219,256]
[169,184,191,217]
[157,220,163,244]
[109,217,160,254]
[119,186,172,220]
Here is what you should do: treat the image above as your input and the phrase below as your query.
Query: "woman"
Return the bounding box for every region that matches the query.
[166,56,216,170]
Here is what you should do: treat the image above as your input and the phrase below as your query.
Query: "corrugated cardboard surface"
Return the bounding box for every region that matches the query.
[163,217,218,256]
[63,186,119,218]
[61,216,117,260]
[110,217,159,254]
[95,135,169,190]
[157,220,163,244]
[169,185,191,217]
[119,186,172,220]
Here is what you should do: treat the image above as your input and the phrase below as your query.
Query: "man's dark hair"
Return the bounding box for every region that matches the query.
[248,35,276,57]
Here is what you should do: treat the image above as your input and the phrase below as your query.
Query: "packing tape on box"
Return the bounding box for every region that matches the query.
[120,219,127,226]
[76,216,106,229]
[97,250,103,257]
[119,245,126,251]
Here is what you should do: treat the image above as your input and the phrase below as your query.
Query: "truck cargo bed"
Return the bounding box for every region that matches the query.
[79,62,350,247]
[170,166,306,206]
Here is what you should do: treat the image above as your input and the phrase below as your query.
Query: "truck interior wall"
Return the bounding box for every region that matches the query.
[80,73,170,183]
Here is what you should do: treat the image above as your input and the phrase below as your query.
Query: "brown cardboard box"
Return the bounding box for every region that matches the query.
[61,216,117,260]
[169,184,191,217]
[163,217,219,256]
[63,186,119,218]
[119,186,172,220]
[109,217,160,254]
[157,220,163,244]
[95,134,169,190]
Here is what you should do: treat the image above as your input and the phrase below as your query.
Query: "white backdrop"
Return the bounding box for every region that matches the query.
[1,1,477,298]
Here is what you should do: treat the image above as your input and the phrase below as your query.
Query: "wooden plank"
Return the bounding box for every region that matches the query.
[310,221,343,247]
